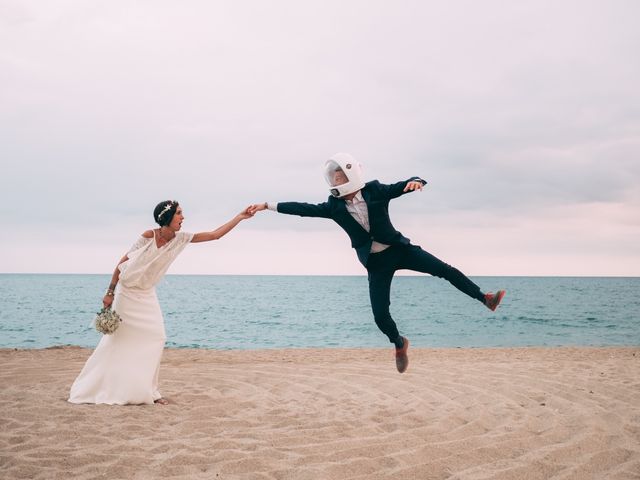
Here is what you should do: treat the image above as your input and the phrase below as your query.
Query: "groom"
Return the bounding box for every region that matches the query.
[250,153,505,373]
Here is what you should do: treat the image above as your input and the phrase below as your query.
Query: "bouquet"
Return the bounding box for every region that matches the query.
[94,307,122,335]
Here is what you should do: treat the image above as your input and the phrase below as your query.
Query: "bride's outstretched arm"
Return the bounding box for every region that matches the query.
[191,206,254,243]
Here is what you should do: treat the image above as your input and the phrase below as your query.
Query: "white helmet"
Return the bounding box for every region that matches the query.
[324,153,365,198]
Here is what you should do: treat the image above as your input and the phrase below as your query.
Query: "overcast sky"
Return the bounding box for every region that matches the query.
[1,0,639,275]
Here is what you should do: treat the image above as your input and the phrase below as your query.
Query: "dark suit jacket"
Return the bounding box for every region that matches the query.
[277,177,427,267]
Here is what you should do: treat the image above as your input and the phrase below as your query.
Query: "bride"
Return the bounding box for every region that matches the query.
[69,200,253,405]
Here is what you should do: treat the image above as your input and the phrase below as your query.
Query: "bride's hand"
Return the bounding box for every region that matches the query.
[103,295,114,309]
[238,206,255,220]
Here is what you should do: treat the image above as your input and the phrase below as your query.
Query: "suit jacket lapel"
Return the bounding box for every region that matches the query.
[361,186,372,205]
[332,197,369,235]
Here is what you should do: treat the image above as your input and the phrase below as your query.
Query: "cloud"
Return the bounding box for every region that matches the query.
[1,0,639,274]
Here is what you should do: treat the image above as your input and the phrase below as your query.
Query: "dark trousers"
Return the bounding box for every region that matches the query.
[366,244,485,343]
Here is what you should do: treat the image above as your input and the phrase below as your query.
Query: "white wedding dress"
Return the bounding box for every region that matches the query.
[69,231,193,405]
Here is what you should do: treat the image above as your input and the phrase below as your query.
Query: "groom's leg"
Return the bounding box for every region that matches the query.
[400,245,485,302]
[368,268,400,343]
[367,249,403,344]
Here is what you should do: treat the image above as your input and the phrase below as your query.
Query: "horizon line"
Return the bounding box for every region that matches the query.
[1,272,639,278]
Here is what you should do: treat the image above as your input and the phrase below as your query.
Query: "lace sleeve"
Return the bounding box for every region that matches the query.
[176,231,195,246]
[127,236,152,254]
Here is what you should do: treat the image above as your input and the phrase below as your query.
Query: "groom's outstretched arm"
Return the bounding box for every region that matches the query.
[250,201,332,219]
[379,177,427,199]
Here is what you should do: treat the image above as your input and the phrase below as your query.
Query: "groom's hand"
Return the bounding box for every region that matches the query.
[248,203,268,215]
[403,181,424,192]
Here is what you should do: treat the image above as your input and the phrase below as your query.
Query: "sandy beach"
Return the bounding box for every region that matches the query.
[1,346,639,479]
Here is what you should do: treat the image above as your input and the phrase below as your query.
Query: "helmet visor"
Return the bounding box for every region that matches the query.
[324,160,350,187]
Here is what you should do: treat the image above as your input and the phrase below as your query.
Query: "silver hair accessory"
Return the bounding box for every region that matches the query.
[157,201,175,221]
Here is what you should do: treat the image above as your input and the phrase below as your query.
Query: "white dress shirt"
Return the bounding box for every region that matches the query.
[345,192,390,253]
[268,192,389,253]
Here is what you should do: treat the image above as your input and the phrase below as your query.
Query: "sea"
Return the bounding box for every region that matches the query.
[0,274,639,350]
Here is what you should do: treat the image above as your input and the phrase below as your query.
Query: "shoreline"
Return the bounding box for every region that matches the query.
[4,343,640,352]
[2,346,639,479]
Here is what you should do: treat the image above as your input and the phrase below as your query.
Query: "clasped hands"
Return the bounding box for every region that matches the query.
[237,204,266,219]
[247,203,268,216]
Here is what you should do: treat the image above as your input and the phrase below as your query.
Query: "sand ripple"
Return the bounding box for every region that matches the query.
[1,347,639,479]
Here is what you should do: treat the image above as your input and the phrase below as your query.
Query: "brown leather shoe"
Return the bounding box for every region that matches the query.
[395,336,409,373]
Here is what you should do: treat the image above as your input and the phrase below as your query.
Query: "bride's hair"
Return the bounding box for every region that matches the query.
[153,200,179,226]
